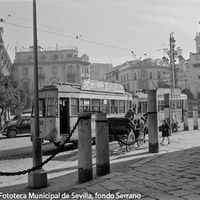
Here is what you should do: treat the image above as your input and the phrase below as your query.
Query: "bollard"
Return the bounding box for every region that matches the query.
[78,113,93,183]
[193,106,198,130]
[95,113,110,176]
[183,100,189,131]
[148,90,159,153]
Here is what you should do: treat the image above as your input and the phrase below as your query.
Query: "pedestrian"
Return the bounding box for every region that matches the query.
[160,119,170,145]
[125,108,134,121]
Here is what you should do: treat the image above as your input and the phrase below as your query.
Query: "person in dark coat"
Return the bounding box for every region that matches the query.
[160,119,170,145]
[125,109,134,121]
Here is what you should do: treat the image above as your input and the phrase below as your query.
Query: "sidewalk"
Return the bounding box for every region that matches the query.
[0,127,200,199]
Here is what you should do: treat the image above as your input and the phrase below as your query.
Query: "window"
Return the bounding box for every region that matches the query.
[82,67,89,74]
[67,54,73,58]
[39,81,44,89]
[39,99,45,117]
[127,83,130,91]
[134,73,137,80]
[157,71,161,79]
[92,99,100,112]
[52,66,57,76]
[142,101,147,113]
[111,100,118,114]
[39,67,43,75]
[68,65,74,74]
[102,99,109,113]
[41,55,46,61]
[149,72,152,80]
[137,102,142,113]
[80,99,90,112]
[71,98,79,115]
[198,75,200,80]
[28,55,33,62]
[53,55,58,61]
[23,82,29,93]
[119,100,125,113]
[47,97,58,117]
[23,68,28,76]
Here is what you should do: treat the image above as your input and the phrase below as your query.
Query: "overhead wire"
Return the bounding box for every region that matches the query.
[0,15,160,88]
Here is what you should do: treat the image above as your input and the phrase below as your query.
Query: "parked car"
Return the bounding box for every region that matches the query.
[2,117,31,138]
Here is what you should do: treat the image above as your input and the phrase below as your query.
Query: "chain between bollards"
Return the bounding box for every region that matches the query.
[0,117,81,176]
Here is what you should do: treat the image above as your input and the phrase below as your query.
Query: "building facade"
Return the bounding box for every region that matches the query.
[180,31,200,98]
[90,63,112,81]
[13,46,90,100]
[105,58,170,92]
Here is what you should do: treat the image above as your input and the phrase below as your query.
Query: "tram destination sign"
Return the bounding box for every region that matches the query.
[81,80,125,93]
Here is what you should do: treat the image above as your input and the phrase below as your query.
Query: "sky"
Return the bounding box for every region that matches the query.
[1,0,200,66]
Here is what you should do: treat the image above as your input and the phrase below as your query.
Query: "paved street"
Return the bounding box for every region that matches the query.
[0,119,200,199]
[0,120,200,200]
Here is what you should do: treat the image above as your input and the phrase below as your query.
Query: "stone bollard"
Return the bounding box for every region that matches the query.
[95,113,110,176]
[148,90,159,153]
[78,113,93,183]
[193,106,198,130]
[183,100,189,131]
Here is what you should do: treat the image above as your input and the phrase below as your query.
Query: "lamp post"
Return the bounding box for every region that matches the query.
[28,0,47,188]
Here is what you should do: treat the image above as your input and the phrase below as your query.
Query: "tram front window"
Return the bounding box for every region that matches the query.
[47,97,58,117]
[31,99,45,117]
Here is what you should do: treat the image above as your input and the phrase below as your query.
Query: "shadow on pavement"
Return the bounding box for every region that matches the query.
[1,146,200,196]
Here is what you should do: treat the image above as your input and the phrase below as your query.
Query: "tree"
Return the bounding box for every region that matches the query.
[0,73,26,120]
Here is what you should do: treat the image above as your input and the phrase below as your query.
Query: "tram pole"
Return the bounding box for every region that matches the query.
[28,0,47,188]
[148,89,159,153]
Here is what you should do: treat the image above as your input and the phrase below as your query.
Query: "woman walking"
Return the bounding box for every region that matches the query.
[160,119,170,145]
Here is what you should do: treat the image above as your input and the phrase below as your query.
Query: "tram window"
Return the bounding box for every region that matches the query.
[111,100,118,114]
[39,99,45,117]
[47,97,58,117]
[102,99,109,113]
[119,100,125,113]
[176,100,181,109]
[138,102,142,113]
[71,98,79,115]
[32,99,45,117]
[80,98,90,112]
[92,99,100,112]
[142,101,147,113]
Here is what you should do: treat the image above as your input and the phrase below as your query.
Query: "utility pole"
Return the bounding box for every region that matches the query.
[169,33,177,132]
[28,0,47,188]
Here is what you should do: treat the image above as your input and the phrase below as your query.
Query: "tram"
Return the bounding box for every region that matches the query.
[31,80,132,144]
[132,88,187,126]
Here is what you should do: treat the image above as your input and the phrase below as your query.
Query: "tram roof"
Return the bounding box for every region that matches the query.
[132,88,187,99]
[40,80,130,95]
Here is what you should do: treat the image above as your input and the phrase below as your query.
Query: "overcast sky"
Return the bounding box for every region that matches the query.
[1,0,200,66]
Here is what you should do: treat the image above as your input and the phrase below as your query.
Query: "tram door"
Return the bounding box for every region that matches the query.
[60,98,70,135]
